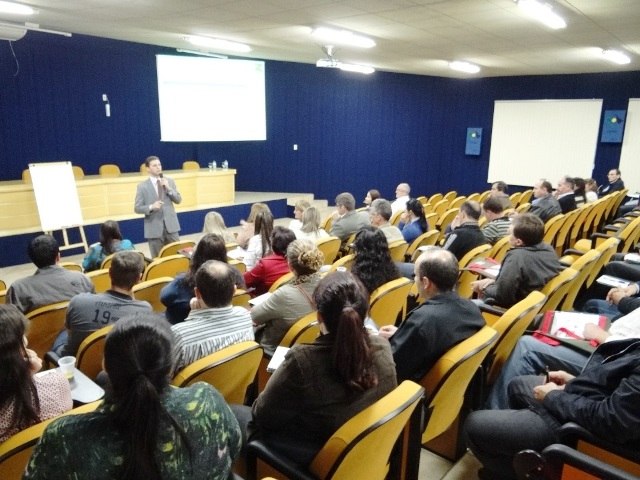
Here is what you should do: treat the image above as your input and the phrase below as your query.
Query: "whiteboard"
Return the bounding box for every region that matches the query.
[29,162,83,231]
[488,99,603,187]
[619,99,640,194]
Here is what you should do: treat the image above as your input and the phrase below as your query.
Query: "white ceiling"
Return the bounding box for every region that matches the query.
[3,0,640,77]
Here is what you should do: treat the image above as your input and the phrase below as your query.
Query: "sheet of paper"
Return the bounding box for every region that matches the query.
[266,346,290,373]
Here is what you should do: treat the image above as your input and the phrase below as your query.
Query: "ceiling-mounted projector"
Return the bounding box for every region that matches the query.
[0,24,26,41]
[316,45,374,74]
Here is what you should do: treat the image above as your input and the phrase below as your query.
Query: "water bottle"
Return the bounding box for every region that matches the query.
[212,160,217,170]
[208,162,213,171]
[222,159,228,170]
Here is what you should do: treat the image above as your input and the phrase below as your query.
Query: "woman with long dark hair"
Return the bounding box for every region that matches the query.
[82,220,135,272]
[398,198,428,244]
[25,314,241,480]
[250,272,397,463]
[0,304,72,442]
[243,210,274,271]
[161,233,244,324]
[351,226,401,294]
[243,226,296,296]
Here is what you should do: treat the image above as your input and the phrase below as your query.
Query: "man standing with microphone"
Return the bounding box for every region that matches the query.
[134,155,182,257]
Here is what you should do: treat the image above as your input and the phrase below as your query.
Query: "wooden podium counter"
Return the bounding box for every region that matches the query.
[0,169,236,236]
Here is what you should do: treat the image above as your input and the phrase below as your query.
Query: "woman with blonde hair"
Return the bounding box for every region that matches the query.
[294,206,329,241]
[201,211,235,243]
[236,203,271,248]
[251,238,324,355]
[288,199,311,231]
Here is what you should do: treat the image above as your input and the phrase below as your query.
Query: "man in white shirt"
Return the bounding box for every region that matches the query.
[390,183,411,215]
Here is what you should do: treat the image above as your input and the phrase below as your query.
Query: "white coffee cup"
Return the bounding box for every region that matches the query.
[58,356,76,381]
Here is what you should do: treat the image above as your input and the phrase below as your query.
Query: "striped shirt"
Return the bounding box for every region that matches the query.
[171,305,254,371]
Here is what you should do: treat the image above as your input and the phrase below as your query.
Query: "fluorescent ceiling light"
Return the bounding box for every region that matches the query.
[312,27,375,49]
[602,49,631,65]
[176,49,228,59]
[185,35,251,53]
[0,1,34,15]
[316,58,374,74]
[516,0,566,29]
[449,61,481,74]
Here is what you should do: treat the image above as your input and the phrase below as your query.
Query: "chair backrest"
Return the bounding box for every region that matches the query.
[0,280,5,291]
[585,237,620,287]
[59,261,83,272]
[269,272,295,293]
[0,401,101,479]
[328,254,355,272]
[388,240,409,262]
[443,191,457,202]
[100,251,146,270]
[433,200,452,221]
[231,289,252,308]
[420,326,498,443]
[484,291,547,386]
[539,268,580,313]
[457,243,492,299]
[428,193,443,205]
[316,236,342,265]
[553,209,580,255]
[449,196,467,210]
[321,214,334,233]
[568,204,592,248]
[76,324,113,380]
[86,268,111,293]
[158,240,196,258]
[520,189,533,205]
[98,164,121,176]
[543,214,565,247]
[171,341,263,404]
[389,210,403,226]
[71,165,85,179]
[436,208,459,242]
[182,160,200,170]
[280,311,320,347]
[515,202,531,213]
[0,289,6,305]
[617,216,640,253]
[142,254,189,281]
[309,381,424,480]
[487,236,512,263]
[132,276,173,312]
[25,301,70,359]
[509,192,522,207]
[458,243,492,269]
[369,277,413,326]
[21,168,32,183]
[560,250,601,311]
[406,229,440,260]
[228,258,247,273]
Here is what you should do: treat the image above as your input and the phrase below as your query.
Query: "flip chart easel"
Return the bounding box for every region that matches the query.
[29,162,88,252]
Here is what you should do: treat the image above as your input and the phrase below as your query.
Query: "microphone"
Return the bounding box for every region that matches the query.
[159,172,167,190]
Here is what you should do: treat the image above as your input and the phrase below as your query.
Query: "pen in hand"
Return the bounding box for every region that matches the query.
[544,365,550,383]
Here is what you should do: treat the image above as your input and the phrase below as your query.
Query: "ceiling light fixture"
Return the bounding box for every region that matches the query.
[185,35,251,53]
[316,46,375,74]
[0,1,35,15]
[515,0,566,29]
[0,21,70,37]
[176,49,228,59]
[602,49,631,65]
[312,27,375,49]
[449,61,481,74]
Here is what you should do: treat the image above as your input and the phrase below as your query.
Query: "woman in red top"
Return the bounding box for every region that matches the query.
[244,227,296,296]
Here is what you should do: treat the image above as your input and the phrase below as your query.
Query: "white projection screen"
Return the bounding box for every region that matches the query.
[488,99,603,187]
[156,55,266,142]
[619,99,640,194]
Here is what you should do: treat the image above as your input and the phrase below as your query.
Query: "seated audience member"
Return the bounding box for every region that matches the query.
[0,305,72,443]
[584,178,598,202]
[368,198,404,244]
[329,192,370,242]
[82,220,135,272]
[57,251,151,356]
[481,197,512,245]
[293,206,329,241]
[171,260,253,371]
[390,183,411,215]
[244,227,295,296]
[582,260,640,319]
[490,181,511,209]
[288,199,311,231]
[379,248,485,382]
[161,233,244,325]
[249,272,397,464]
[442,201,487,260]
[202,211,236,244]
[554,175,577,213]
[24,315,241,480]
[243,210,274,271]
[597,168,625,197]
[465,338,640,480]
[351,227,401,295]
[487,304,640,410]
[529,179,561,223]
[573,177,587,207]
[398,198,429,244]
[7,234,94,314]
[236,202,271,249]
[251,239,323,355]
[363,189,380,208]
[472,213,562,309]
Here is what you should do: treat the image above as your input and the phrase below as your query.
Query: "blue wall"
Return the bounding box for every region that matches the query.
[1,32,639,206]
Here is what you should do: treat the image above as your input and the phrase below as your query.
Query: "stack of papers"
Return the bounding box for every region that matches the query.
[596,275,631,288]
